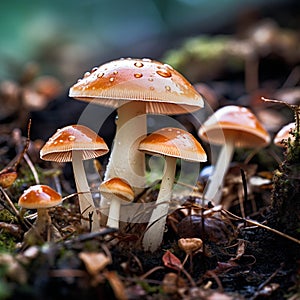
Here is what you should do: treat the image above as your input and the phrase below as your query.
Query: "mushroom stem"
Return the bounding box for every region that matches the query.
[35,208,51,233]
[72,150,100,231]
[203,141,235,205]
[143,156,176,252]
[104,101,147,190]
[101,101,147,223]
[106,197,121,229]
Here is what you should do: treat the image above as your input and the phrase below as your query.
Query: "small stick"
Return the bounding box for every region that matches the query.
[223,209,300,245]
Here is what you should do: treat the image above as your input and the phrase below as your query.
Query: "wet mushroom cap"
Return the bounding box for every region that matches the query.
[274,122,295,147]
[18,185,62,209]
[40,124,109,162]
[198,105,270,147]
[100,177,134,202]
[138,127,207,162]
[69,58,204,115]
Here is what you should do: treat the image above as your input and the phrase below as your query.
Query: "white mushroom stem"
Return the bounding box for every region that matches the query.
[143,156,176,252]
[106,197,121,229]
[101,101,146,223]
[203,141,235,205]
[72,150,100,231]
[104,101,147,190]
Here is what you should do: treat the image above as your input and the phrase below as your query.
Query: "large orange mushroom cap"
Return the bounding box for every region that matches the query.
[199,105,270,148]
[69,58,204,115]
[40,124,109,162]
[18,185,62,209]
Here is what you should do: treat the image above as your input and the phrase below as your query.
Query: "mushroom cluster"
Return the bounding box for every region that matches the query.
[61,57,272,252]
[69,57,204,226]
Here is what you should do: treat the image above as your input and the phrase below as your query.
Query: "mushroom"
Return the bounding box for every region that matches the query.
[18,184,63,243]
[68,58,204,220]
[138,127,207,252]
[274,122,295,147]
[40,124,109,231]
[198,105,270,205]
[99,177,134,229]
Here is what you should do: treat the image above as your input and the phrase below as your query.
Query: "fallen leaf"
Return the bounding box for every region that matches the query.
[162,250,182,270]
[79,252,111,276]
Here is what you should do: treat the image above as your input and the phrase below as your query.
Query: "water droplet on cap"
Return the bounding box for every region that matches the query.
[165,85,171,92]
[97,73,104,78]
[134,62,144,68]
[68,135,76,141]
[109,77,115,82]
[84,71,91,78]
[91,67,98,73]
[156,69,172,78]
[134,73,143,78]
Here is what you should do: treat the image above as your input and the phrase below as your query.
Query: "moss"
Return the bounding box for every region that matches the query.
[0,233,18,253]
[270,107,300,238]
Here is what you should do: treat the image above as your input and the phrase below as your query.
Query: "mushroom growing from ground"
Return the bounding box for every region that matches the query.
[18,184,63,244]
[138,127,207,252]
[68,58,204,220]
[198,105,270,205]
[99,177,134,229]
[40,124,109,231]
[274,122,295,147]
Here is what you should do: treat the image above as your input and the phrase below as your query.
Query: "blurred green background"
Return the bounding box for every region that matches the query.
[0,0,298,86]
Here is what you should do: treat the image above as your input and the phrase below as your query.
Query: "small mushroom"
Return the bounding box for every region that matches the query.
[198,105,270,205]
[18,185,63,244]
[178,237,203,267]
[40,124,109,231]
[99,177,134,229]
[274,122,295,147]
[138,127,207,252]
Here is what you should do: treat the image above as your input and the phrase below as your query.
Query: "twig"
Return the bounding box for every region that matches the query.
[223,209,300,245]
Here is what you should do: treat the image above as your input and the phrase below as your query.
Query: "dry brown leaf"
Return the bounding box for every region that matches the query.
[79,251,111,276]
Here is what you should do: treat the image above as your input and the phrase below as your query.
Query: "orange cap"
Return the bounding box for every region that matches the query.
[99,177,134,202]
[198,105,270,148]
[18,185,62,209]
[40,125,109,162]
[69,58,203,115]
[139,127,207,162]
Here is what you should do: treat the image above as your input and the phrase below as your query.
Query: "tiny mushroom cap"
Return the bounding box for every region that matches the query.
[139,127,207,162]
[198,105,271,147]
[274,122,295,147]
[18,185,62,209]
[99,177,134,203]
[40,124,109,162]
[69,57,204,115]
[178,238,203,254]
[198,105,270,205]
[100,177,134,228]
